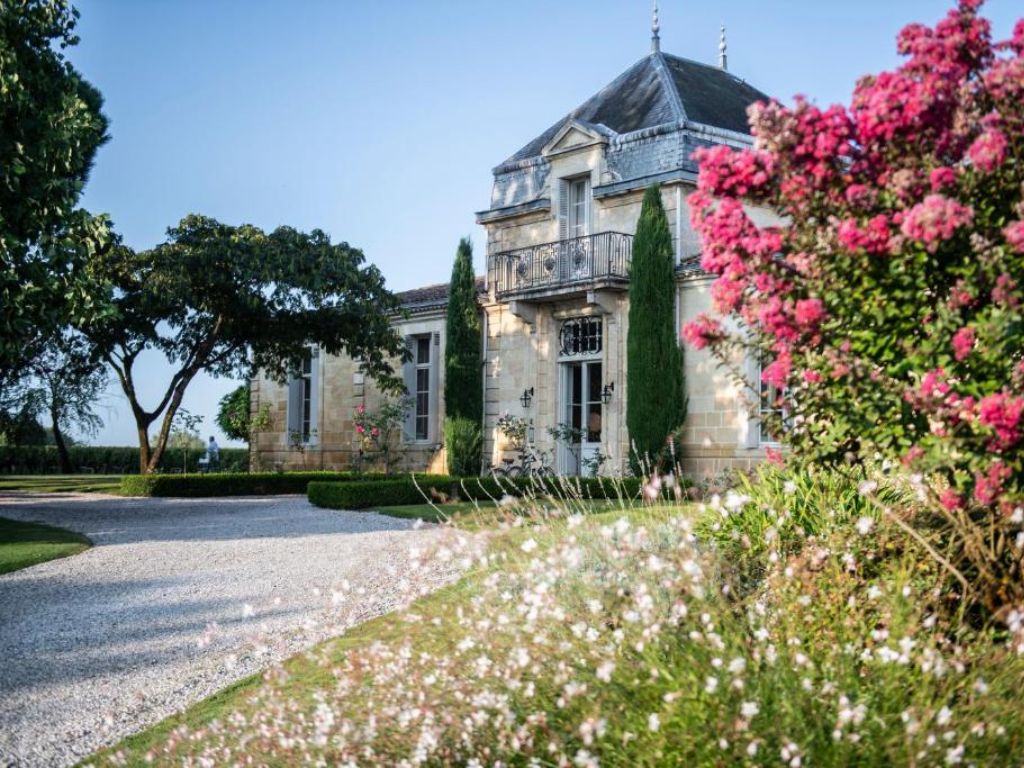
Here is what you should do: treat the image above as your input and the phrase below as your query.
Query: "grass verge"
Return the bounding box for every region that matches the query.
[0,475,123,494]
[0,516,92,574]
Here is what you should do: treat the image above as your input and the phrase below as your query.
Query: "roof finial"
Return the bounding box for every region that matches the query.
[651,0,660,53]
[718,23,727,69]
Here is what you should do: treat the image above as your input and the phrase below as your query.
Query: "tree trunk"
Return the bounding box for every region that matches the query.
[137,424,153,474]
[51,408,73,474]
[146,370,199,473]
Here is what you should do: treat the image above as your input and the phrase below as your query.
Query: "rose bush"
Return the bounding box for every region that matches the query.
[684,0,1024,612]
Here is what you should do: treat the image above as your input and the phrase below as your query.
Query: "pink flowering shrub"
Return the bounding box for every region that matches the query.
[684,1,1024,611]
[352,396,411,473]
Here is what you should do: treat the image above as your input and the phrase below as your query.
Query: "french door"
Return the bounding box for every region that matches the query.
[559,360,603,476]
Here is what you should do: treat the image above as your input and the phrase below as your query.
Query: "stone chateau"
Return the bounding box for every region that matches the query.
[251,23,780,478]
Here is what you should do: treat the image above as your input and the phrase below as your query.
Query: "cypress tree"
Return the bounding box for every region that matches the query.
[444,238,482,423]
[626,185,686,471]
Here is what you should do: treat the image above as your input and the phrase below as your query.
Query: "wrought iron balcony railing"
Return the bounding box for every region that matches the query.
[487,231,633,298]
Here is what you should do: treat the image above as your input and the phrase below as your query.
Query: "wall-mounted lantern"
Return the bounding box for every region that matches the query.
[601,382,615,405]
[520,387,535,409]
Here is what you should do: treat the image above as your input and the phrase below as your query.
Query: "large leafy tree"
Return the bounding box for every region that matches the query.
[627,185,686,470]
[684,2,1024,611]
[0,1,112,391]
[443,238,482,474]
[26,331,107,471]
[81,214,405,473]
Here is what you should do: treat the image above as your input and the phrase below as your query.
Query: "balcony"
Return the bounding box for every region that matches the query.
[487,232,633,300]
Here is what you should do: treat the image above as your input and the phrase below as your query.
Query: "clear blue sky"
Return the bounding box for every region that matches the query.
[68,0,1020,447]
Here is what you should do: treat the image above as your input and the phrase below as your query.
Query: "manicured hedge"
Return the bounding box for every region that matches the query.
[308,474,687,511]
[0,445,249,475]
[119,471,454,498]
[308,477,461,510]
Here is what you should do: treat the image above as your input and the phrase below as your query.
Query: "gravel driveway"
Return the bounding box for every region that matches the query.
[0,493,471,767]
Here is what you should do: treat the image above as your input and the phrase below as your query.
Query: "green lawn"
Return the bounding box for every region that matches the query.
[0,475,123,494]
[0,516,92,574]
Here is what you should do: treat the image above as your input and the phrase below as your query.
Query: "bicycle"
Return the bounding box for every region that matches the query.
[491,444,556,479]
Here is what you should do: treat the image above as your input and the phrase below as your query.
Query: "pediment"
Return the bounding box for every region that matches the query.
[542,120,609,157]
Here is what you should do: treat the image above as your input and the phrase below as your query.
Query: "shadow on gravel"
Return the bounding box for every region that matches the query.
[0,573,303,692]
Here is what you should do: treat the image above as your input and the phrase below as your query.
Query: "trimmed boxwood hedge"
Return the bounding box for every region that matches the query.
[308,474,685,511]
[119,471,455,498]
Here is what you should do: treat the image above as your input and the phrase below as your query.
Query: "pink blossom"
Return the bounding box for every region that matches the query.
[794,298,826,328]
[802,369,822,384]
[929,167,957,191]
[765,447,785,466]
[681,315,724,350]
[1003,221,1024,254]
[837,214,893,255]
[900,194,974,252]
[991,274,1019,308]
[947,279,974,309]
[761,350,792,388]
[951,326,975,361]
[978,392,1024,450]
[974,462,1010,506]
[902,445,925,466]
[711,276,745,312]
[844,184,876,208]
[967,128,1007,174]
[356,425,365,434]
[919,368,951,399]
[693,145,775,198]
[939,488,963,511]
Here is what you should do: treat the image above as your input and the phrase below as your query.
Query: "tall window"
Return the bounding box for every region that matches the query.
[757,359,786,445]
[414,336,431,441]
[287,347,318,444]
[300,353,313,441]
[568,177,590,239]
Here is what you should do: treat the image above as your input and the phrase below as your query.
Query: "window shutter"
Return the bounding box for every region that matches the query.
[308,349,320,445]
[428,333,440,443]
[402,337,416,441]
[287,376,303,437]
[582,178,591,235]
[558,179,569,242]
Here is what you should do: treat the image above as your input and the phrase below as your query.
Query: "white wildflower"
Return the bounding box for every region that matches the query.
[856,516,874,536]
[858,480,878,495]
[596,661,615,683]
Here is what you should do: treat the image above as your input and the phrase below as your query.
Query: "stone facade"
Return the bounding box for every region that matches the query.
[251,46,778,480]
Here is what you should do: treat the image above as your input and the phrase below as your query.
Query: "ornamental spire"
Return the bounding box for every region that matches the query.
[718,24,728,69]
[651,0,660,53]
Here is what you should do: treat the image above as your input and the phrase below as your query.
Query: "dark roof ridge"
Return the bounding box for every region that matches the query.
[650,50,687,122]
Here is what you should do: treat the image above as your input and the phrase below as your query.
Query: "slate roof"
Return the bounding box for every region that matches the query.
[395,277,486,313]
[504,51,769,165]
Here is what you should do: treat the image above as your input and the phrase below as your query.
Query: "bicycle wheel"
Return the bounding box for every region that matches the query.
[505,464,524,479]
